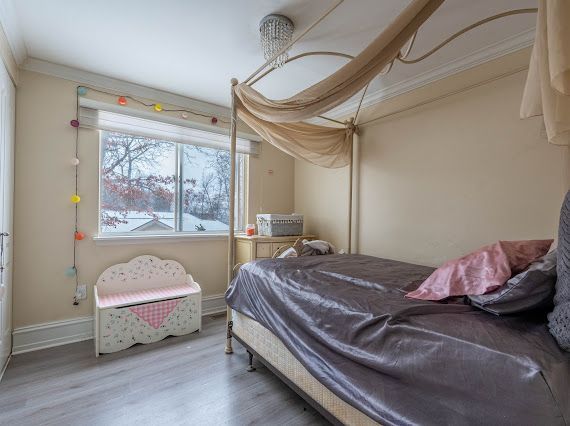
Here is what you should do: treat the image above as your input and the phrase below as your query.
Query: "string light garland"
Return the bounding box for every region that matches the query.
[75,85,229,124]
[67,85,229,305]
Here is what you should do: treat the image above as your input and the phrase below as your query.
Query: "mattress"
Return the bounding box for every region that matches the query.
[232,310,377,425]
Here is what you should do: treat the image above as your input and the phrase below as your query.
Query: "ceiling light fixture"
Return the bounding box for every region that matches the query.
[259,14,294,69]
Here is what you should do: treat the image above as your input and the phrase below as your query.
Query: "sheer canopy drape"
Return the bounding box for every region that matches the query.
[233,0,444,168]
[236,99,352,168]
[235,0,444,124]
[521,0,570,145]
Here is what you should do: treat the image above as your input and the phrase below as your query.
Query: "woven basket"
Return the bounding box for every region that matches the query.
[256,214,303,236]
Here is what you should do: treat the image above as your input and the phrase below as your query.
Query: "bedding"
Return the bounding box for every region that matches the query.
[550,191,570,350]
[406,240,553,301]
[468,250,557,315]
[226,254,570,426]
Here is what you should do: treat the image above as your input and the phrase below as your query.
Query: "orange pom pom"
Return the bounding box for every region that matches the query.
[75,231,85,241]
[118,96,127,106]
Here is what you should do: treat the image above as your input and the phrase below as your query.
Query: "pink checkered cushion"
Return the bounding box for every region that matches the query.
[98,284,197,308]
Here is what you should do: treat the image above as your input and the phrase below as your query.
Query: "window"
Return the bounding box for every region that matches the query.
[99,130,246,235]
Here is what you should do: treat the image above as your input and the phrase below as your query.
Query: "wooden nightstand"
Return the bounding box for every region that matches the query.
[235,234,317,266]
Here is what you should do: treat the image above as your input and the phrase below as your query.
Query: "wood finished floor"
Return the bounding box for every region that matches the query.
[0,315,329,426]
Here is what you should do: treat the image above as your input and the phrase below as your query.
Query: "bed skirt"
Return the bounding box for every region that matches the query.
[232,310,378,426]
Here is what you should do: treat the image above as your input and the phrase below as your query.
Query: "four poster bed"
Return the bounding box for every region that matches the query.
[224,1,570,424]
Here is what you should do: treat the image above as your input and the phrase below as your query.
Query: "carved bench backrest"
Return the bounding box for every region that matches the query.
[96,255,189,296]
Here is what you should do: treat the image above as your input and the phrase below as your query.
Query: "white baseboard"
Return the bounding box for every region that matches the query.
[12,316,94,355]
[12,294,227,355]
[201,293,227,316]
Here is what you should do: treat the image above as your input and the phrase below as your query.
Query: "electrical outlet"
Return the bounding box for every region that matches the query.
[75,284,87,300]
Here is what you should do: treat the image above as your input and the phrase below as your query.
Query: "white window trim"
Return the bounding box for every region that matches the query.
[92,232,243,246]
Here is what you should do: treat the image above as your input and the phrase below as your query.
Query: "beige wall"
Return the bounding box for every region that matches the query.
[13,70,294,327]
[295,57,569,267]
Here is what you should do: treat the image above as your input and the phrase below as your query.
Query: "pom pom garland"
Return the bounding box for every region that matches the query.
[74,85,229,124]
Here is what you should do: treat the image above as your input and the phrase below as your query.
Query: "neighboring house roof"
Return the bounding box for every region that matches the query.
[132,219,173,232]
[101,211,228,233]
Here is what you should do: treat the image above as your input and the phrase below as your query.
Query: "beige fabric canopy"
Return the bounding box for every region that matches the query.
[521,0,570,145]
[237,99,352,168]
[235,0,444,124]
[232,0,444,169]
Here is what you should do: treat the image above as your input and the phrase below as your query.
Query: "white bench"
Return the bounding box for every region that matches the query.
[94,255,201,356]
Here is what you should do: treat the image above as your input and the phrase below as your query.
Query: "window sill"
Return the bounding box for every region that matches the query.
[93,233,239,246]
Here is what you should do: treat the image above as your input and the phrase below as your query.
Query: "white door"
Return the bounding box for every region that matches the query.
[0,60,15,374]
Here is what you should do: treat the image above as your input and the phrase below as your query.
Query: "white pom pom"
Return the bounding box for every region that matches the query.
[71,157,80,166]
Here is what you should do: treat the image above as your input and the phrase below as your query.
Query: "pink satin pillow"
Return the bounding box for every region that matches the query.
[406,240,553,301]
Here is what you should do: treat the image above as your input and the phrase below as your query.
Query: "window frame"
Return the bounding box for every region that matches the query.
[96,129,247,241]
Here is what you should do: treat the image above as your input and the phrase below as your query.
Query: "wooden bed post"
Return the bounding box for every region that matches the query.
[225,78,239,355]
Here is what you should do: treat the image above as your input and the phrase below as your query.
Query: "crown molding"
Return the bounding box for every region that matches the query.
[0,0,27,64]
[22,57,232,117]
[21,25,535,124]
[323,27,535,122]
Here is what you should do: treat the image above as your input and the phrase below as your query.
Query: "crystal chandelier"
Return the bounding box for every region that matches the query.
[259,14,294,68]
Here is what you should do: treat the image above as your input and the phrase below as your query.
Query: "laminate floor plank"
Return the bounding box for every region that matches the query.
[0,316,329,426]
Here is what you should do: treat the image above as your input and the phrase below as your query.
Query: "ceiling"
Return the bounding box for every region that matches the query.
[8,0,537,113]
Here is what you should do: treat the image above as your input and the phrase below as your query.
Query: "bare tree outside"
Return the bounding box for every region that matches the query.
[182,145,232,226]
[100,132,175,228]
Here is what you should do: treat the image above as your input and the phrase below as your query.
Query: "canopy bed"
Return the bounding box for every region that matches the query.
[224,0,570,424]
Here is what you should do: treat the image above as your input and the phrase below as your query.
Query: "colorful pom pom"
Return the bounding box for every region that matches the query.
[118,96,127,105]
[77,87,88,96]
[71,157,80,166]
[65,266,77,277]
[211,117,218,125]
[75,231,85,241]
[70,119,80,128]
[154,103,163,112]
[70,194,81,203]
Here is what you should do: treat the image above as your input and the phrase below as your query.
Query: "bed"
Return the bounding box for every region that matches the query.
[220,1,569,423]
[226,254,570,425]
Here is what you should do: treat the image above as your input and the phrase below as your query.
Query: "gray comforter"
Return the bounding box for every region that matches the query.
[225,254,570,426]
